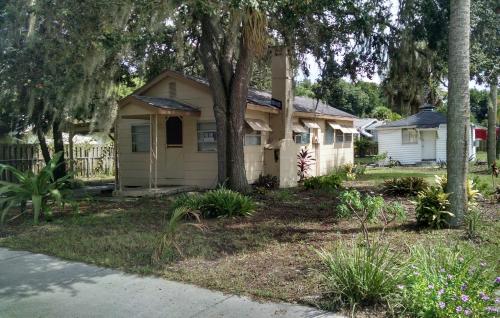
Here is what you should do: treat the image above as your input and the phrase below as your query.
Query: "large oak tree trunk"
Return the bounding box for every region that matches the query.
[197,13,250,192]
[36,128,51,164]
[52,120,67,180]
[487,82,497,165]
[447,0,470,227]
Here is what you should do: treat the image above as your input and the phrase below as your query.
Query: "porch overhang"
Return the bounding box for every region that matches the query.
[118,95,201,118]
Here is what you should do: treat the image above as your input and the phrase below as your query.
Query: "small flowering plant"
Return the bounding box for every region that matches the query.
[396,245,499,317]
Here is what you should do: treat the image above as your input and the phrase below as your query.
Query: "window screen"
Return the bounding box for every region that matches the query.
[294,130,311,144]
[402,128,418,144]
[245,131,262,145]
[131,125,150,152]
[166,117,182,146]
[344,133,352,143]
[335,130,344,143]
[197,122,217,152]
[324,125,334,144]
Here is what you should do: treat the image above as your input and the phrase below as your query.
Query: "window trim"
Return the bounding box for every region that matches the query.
[402,128,418,144]
[131,124,150,153]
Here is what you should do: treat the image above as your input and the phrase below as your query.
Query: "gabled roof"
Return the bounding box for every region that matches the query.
[379,110,446,129]
[123,70,355,119]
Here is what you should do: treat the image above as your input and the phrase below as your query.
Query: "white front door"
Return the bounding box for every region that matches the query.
[421,130,436,160]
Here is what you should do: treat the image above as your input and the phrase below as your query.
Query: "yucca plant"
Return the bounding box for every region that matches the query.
[0,152,75,225]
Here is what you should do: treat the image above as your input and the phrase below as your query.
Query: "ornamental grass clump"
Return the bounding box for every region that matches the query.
[396,245,499,317]
[318,243,401,309]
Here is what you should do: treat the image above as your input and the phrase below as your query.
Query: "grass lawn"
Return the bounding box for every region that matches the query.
[0,167,499,316]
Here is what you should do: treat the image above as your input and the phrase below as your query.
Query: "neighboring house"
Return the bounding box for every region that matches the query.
[115,47,357,190]
[354,118,385,141]
[376,105,477,165]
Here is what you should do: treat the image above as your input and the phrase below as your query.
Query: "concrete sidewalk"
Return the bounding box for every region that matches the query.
[0,248,341,318]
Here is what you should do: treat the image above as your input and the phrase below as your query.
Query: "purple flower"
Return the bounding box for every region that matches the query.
[481,294,490,301]
[456,306,463,313]
[438,302,446,309]
[461,284,467,291]
[439,268,446,273]
[495,277,500,284]
[428,284,434,289]
[438,289,445,296]
[464,309,471,316]
[495,298,500,304]
[461,295,469,302]
[447,274,454,280]
[486,306,498,313]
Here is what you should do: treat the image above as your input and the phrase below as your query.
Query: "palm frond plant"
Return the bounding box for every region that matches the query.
[0,152,76,225]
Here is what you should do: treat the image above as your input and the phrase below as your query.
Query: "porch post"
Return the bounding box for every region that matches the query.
[68,128,75,173]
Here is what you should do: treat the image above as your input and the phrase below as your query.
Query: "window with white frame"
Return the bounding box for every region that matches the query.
[402,128,418,144]
[245,130,262,145]
[335,130,344,143]
[131,125,150,152]
[324,125,334,144]
[294,130,311,144]
[344,133,352,143]
[197,122,217,152]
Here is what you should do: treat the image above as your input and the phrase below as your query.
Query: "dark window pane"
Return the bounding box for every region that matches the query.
[166,117,182,146]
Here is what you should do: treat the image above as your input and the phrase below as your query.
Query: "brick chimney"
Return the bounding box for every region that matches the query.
[269,46,293,141]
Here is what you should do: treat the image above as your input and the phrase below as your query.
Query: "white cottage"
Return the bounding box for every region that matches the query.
[376,106,476,165]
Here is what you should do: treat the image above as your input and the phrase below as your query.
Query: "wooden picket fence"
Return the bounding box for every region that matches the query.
[0,143,114,182]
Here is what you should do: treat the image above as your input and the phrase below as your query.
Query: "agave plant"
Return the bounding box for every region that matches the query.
[0,152,75,225]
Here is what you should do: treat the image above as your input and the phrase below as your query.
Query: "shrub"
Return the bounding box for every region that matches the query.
[303,173,345,191]
[415,176,481,229]
[318,243,401,308]
[337,190,406,248]
[170,187,255,218]
[341,163,366,180]
[396,245,499,317]
[253,174,279,190]
[355,138,377,158]
[297,148,315,182]
[200,187,255,218]
[415,184,452,228]
[0,152,76,225]
[383,177,429,196]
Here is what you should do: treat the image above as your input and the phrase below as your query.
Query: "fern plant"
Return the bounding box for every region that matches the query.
[0,152,75,225]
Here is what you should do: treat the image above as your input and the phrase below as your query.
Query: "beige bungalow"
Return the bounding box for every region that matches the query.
[115,47,357,191]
